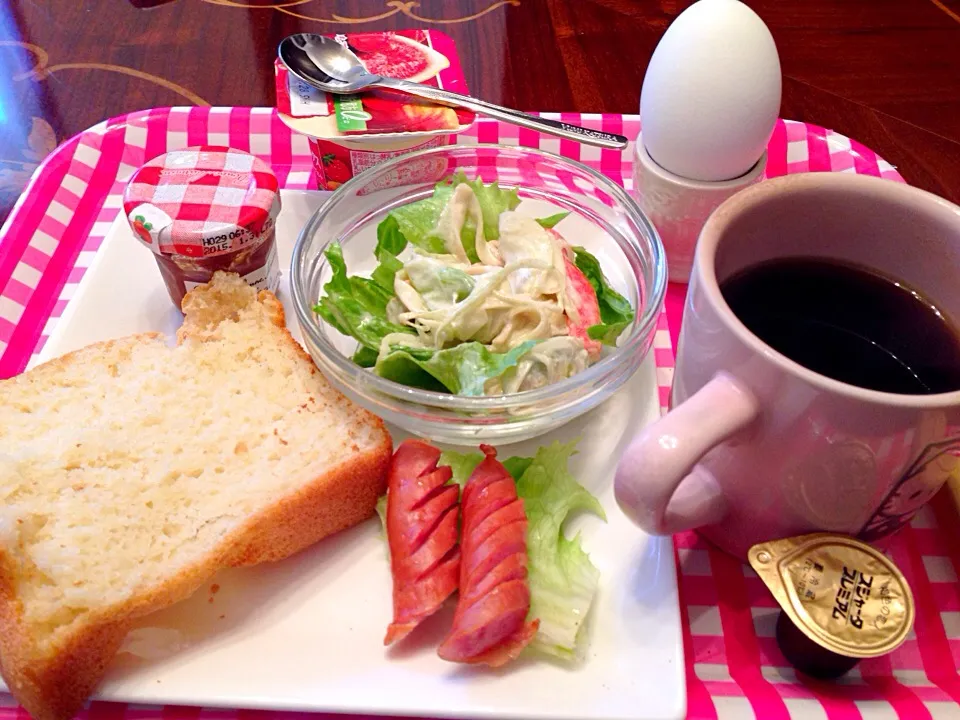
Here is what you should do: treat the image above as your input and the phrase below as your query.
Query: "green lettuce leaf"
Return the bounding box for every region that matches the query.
[435,449,532,486]
[586,320,631,346]
[313,242,414,352]
[375,340,537,396]
[375,215,408,257]
[370,217,406,292]
[370,250,403,294]
[516,439,606,659]
[535,212,570,229]
[572,246,636,347]
[503,456,534,482]
[352,346,380,368]
[387,195,449,256]
[374,494,391,562]
[454,172,522,240]
[439,452,535,485]
[386,171,520,262]
[438,449,484,487]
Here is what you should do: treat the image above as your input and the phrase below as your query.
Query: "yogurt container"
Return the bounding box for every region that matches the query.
[275,30,474,190]
[123,146,281,307]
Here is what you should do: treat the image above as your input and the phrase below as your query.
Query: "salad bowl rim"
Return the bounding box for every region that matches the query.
[290,142,667,411]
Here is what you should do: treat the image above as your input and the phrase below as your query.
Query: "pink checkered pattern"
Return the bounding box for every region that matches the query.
[1,108,954,720]
[0,108,312,374]
[123,146,279,256]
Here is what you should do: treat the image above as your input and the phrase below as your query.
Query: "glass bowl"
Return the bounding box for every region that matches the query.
[290,144,666,445]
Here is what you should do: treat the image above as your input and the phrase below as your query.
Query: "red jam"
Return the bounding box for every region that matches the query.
[123,146,281,307]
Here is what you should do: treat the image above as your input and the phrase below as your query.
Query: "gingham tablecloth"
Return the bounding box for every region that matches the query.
[1,108,958,720]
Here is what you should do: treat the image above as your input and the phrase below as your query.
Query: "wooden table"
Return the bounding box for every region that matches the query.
[0,0,958,225]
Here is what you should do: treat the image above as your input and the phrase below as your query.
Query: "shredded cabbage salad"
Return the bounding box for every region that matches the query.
[315,172,635,396]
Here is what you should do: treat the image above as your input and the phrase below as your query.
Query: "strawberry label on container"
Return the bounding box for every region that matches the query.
[275,30,474,138]
[312,146,352,188]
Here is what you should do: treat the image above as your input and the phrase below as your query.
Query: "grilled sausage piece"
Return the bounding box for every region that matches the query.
[437,444,538,666]
[384,439,461,646]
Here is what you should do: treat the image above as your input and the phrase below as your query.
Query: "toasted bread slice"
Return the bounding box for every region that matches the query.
[0,272,392,720]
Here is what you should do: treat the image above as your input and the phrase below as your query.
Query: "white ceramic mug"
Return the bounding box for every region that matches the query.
[614,173,960,559]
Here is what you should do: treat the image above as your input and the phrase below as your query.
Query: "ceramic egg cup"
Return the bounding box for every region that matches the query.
[632,133,767,284]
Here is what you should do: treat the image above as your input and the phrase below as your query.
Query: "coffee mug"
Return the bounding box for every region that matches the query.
[614,173,960,559]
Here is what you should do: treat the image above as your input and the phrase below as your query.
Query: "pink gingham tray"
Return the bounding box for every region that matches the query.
[1,108,957,720]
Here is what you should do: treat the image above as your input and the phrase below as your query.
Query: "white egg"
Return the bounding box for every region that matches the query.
[639,0,781,182]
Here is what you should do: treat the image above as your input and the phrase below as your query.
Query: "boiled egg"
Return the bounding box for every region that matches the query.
[639,0,781,182]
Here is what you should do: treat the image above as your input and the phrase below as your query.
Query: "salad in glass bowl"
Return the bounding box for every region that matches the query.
[314,171,636,397]
[291,144,665,445]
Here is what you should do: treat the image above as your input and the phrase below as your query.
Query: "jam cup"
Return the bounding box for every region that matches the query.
[123,146,282,307]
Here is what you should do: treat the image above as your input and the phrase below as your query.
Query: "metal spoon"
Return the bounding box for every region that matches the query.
[278,33,629,150]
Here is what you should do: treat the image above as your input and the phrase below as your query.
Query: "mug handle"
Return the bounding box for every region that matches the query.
[614,372,761,535]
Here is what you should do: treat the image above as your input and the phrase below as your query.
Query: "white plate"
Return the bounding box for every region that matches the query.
[8,190,685,720]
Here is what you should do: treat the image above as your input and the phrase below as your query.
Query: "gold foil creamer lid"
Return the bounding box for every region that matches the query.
[748,533,915,658]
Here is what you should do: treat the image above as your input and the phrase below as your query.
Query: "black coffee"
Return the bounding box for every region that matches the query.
[720,258,960,395]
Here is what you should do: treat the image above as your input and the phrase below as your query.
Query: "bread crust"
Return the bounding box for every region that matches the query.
[0,277,393,720]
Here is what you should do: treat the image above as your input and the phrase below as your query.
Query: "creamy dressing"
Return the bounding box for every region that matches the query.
[433,184,501,266]
[403,255,475,309]
[386,184,597,394]
[498,213,566,298]
[485,336,590,394]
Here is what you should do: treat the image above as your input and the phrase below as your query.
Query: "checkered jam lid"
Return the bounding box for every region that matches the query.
[123,146,280,258]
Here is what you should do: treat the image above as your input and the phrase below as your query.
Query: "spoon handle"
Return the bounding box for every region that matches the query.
[377,78,629,150]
